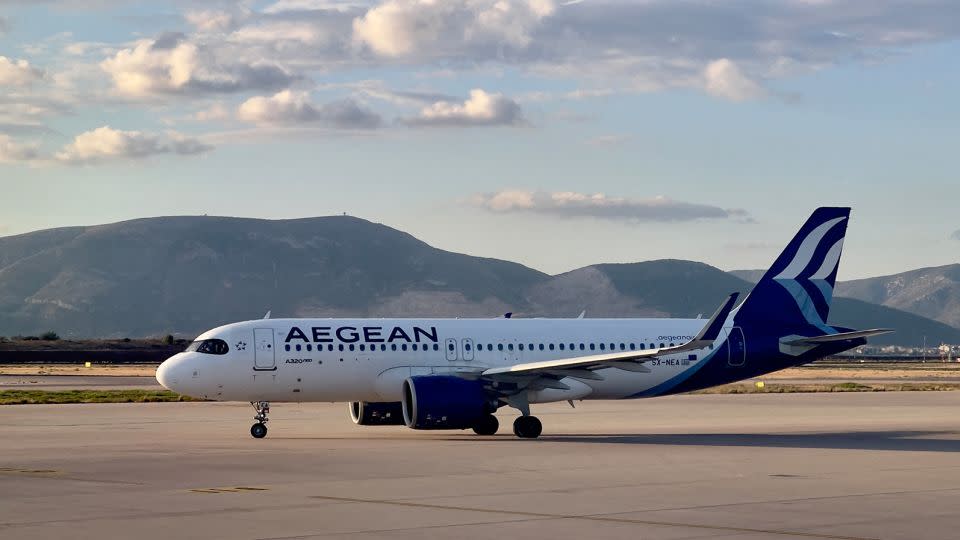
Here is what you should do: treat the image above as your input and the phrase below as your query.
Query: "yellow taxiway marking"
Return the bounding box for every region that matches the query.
[0,467,59,475]
[189,486,270,494]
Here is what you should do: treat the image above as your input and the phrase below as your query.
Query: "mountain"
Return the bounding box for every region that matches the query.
[0,215,957,347]
[0,216,546,337]
[834,265,960,329]
[732,265,960,331]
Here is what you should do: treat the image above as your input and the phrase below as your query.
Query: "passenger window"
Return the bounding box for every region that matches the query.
[466,343,472,351]
[285,344,291,352]
[487,344,493,351]
[296,344,302,352]
[391,344,397,351]
[559,343,565,350]
[660,343,665,348]
[549,344,555,350]
[569,343,575,350]
[328,344,334,351]
[448,343,455,351]
[620,343,625,350]
[629,343,636,350]
[508,344,514,351]
[359,344,365,351]
[402,344,408,351]
[498,344,504,351]
[589,344,595,351]
[339,344,345,351]
[518,344,524,351]
[599,343,606,351]
[539,344,544,351]
[349,344,355,351]
[433,344,439,351]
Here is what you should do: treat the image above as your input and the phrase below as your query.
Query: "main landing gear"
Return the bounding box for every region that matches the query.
[512,415,542,439]
[250,401,270,439]
[472,414,499,435]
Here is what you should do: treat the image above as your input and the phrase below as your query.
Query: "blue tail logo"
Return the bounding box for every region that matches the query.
[735,207,850,333]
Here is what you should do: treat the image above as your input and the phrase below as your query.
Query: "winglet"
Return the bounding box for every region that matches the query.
[690,293,739,347]
[263,310,272,320]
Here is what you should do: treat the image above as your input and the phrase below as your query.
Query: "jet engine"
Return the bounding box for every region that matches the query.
[349,401,405,426]
[401,375,496,430]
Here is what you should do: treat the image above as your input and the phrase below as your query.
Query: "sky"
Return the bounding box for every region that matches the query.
[0,0,958,280]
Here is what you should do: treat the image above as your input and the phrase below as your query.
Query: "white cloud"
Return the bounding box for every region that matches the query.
[238,90,382,128]
[100,34,297,98]
[402,89,525,127]
[0,57,44,87]
[55,126,213,164]
[0,134,40,163]
[194,103,231,122]
[703,59,765,102]
[353,0,555,58]
[185,10,242,33]
[586,134,630,146]
[472,190,751,222]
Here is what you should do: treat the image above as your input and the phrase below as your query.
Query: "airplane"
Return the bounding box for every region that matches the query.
[156,207,891,439]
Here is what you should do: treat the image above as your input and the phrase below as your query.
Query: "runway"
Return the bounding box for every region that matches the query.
[2,392,960,540]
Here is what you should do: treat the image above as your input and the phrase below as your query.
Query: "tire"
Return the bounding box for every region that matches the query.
[512,416,542,439]
[472,414,499,435]
[250,423,268,439]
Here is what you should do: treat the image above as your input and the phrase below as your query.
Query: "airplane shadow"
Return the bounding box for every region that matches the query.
[535,430,960,453]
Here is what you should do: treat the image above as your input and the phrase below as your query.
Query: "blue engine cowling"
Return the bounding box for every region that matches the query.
[402,375,495,430]
[349,401,405,426]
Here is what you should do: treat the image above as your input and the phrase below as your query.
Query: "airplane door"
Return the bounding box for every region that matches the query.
[444,338,458,361]
[254,328,277,370]
[727,327,746,367]
[461,338,475,361]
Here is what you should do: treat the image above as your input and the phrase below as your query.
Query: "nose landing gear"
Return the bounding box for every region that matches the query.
[250,401,270,438]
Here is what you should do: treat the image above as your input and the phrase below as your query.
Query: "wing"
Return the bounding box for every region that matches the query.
[480,292,739,381]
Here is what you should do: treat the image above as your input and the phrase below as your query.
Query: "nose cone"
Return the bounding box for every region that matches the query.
[156,354,182,391]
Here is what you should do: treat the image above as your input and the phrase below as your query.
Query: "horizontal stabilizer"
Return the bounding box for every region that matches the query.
[783,329,893,346]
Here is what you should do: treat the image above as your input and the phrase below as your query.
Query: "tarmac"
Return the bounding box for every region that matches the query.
[2,392,960,540]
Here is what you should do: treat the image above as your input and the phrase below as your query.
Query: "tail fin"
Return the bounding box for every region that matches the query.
[734,207,850,333]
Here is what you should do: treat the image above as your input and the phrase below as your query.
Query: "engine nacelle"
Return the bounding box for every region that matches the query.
[349,401,405,426]
[401,375,495,430]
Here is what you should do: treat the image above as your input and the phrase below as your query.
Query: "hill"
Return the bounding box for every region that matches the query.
[0,216,956,346]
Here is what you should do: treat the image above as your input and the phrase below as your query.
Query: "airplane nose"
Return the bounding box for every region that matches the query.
[156,357,181,390]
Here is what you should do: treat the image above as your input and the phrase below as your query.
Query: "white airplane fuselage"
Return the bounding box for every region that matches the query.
[158,317,721,404]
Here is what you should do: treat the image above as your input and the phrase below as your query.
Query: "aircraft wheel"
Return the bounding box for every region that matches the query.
[512,416,542,439]
[472,414,499,435]
[250,422,268,439]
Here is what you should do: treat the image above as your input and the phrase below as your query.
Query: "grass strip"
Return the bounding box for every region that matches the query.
[0,389,201,405]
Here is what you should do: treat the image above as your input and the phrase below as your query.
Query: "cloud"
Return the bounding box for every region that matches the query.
[472,190,751,222]
[54,126,213,164]
[100,34,297,97]
[402,89,525,127]
[586,134,631,146]
[238,90,382,128]
[0,57,44,87]
[194,103,231,122]
[185,9,242,33]
[951,230,960,241]
[0,134,40,163]
[0,17,8,35]
[704,59,765,102]
[352,0,555,58]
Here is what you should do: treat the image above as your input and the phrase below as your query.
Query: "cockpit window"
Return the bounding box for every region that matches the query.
[186,338,229,355]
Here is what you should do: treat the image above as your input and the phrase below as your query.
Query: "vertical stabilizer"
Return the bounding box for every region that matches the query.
[734,207,850,333]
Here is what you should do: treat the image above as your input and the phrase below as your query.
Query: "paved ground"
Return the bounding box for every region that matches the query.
[3,393,960,540]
